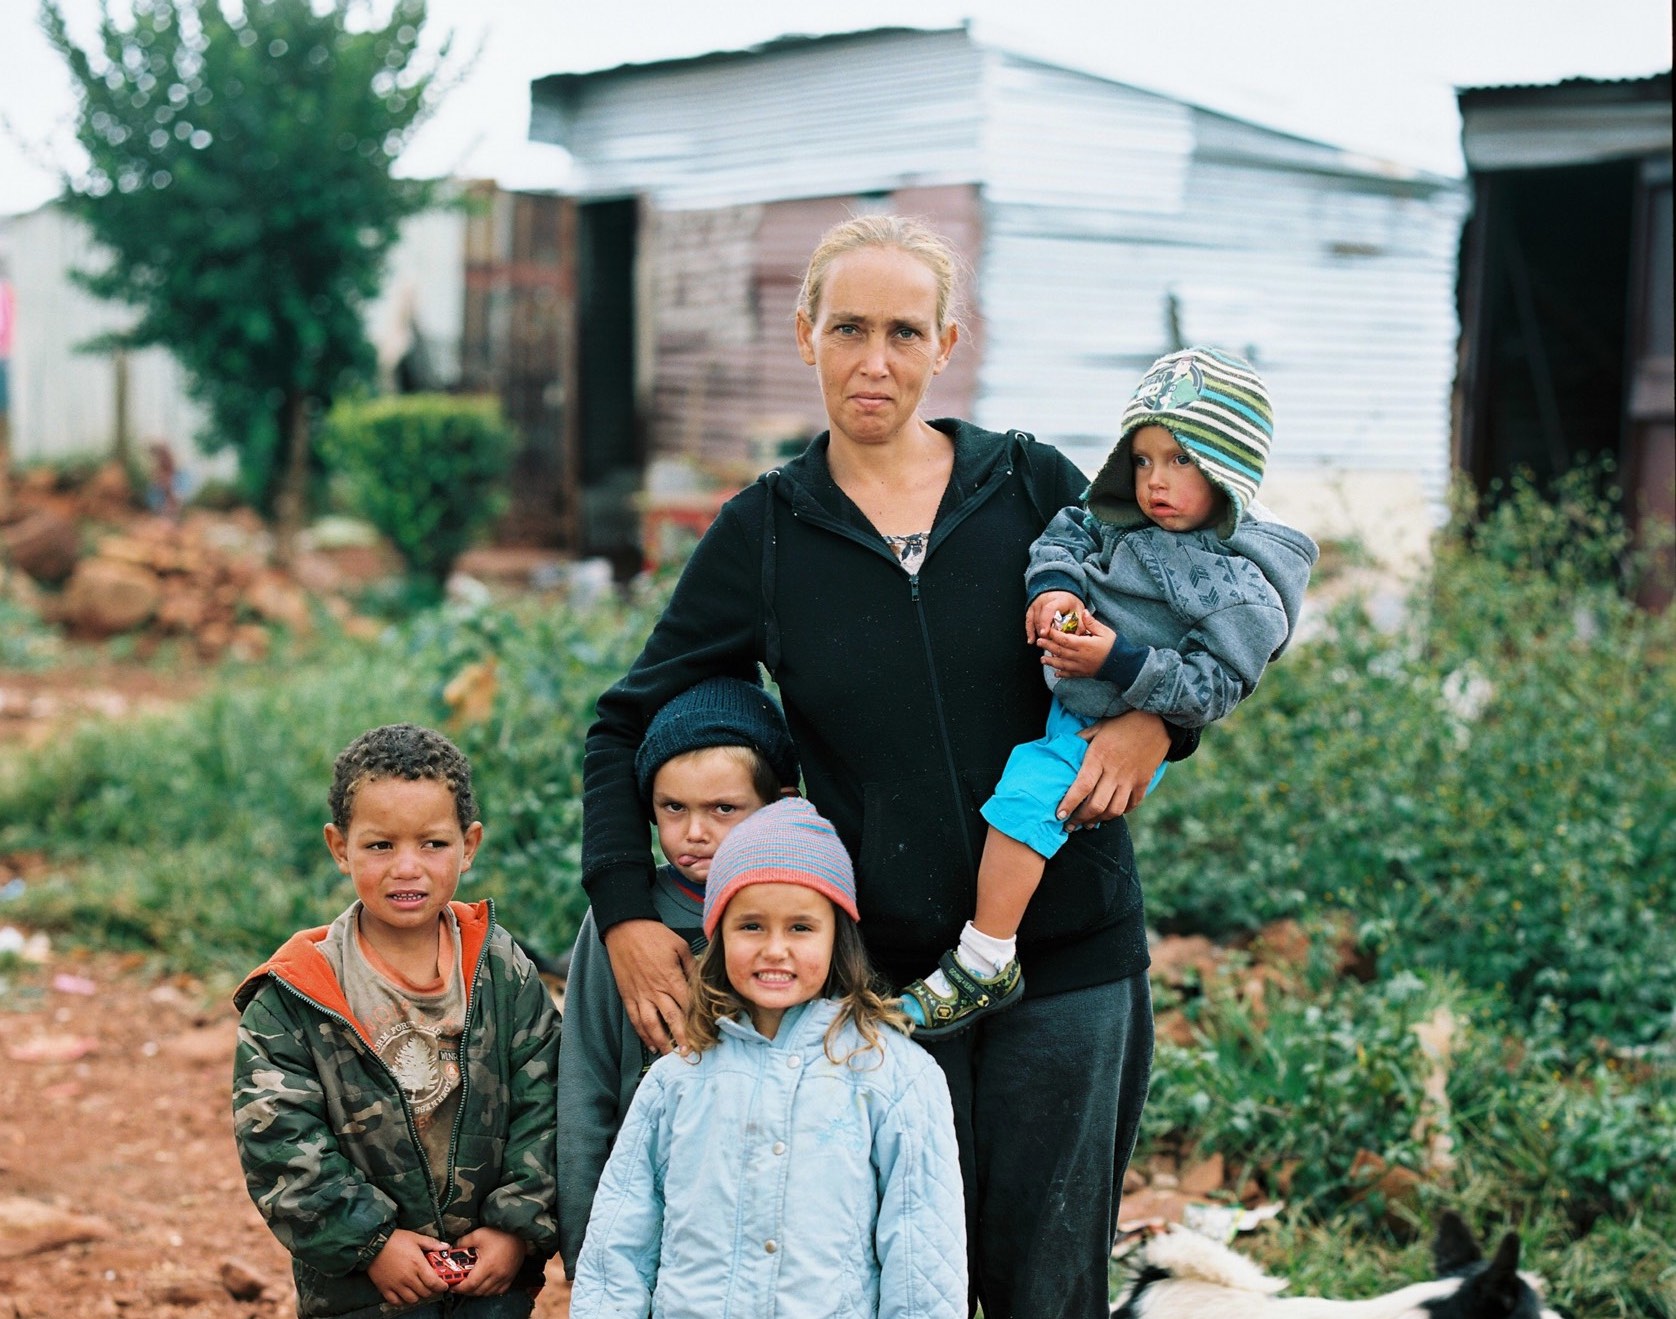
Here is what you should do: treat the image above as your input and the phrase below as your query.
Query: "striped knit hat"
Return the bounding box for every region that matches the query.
[1086,347,1273,539]
[702,798,859,938]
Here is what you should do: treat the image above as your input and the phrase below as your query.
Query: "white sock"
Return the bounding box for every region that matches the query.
[922,922,1017,997]
[958,922,1017,977]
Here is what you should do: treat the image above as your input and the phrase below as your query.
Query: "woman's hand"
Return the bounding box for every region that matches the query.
[1026,590,1086,644]
[1057,710,1170,825]
[449,1226,528,1296]
[1036,609,1116,678]
[602,919,695,1055]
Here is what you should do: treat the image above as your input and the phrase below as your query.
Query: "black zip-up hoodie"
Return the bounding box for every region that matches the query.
[582,420,1195,996]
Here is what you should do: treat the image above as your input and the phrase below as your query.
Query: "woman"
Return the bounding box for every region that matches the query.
[580,215,1194,1318]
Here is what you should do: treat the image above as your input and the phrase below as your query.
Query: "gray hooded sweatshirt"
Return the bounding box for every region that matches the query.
[1027,499,1318,726]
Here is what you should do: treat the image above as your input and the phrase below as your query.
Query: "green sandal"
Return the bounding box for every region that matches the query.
[900,950,1025,1039]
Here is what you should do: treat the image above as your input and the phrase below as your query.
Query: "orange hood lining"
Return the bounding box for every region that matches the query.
[234,900,492,1045]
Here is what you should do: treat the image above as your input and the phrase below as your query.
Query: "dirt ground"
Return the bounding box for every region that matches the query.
[0,664,206,750]
[0,952,572,1319]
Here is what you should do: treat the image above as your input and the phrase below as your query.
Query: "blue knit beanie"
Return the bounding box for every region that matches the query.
[634,676,800,810]
[702,798,859,938]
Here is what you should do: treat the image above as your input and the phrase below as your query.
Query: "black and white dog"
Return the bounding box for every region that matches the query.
[1111,1212,1559,1318]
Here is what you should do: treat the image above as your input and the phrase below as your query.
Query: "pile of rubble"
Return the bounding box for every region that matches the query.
[1,462,387,661]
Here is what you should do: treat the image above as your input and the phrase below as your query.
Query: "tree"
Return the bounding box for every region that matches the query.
[41,0,451,559]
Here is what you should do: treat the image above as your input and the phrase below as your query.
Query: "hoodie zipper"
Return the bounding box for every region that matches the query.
[268,905,495,1231]
[440,908,494,1213]
[270,977,447,1237]
[775,461,1017,878]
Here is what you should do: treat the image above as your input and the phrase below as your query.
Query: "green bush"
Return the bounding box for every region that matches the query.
[0,589,662,975]
[320,394,518,590]
[1136,473,1676,1049]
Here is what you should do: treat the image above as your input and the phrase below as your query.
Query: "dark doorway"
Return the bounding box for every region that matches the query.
[1459,161,1637,492]
[576,198,642,572]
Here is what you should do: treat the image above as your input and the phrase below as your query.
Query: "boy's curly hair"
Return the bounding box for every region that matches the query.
[328,723,477,832]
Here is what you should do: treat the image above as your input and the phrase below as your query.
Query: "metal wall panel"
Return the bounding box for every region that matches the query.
[976,66,1467,512]
[533,29,986,210]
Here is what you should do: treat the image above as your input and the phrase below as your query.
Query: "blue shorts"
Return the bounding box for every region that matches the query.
[980,699,1167,858]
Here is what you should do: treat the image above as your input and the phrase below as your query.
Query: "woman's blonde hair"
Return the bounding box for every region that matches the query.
[796,214,965,333]
[683,911,910,1067]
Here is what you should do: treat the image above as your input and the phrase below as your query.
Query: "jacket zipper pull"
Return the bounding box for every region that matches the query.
[910,574,921,603]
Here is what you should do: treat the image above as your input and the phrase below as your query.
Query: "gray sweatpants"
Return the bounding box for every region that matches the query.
[919,971,1155,1319]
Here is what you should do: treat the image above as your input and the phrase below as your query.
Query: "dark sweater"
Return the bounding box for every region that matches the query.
[581,421,1195,996]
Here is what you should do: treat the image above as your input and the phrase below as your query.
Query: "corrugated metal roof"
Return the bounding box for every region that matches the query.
[534,26,1446,201]
[1458,72,1671,171]
[534,28,986,208]
[1457,71,1671,100]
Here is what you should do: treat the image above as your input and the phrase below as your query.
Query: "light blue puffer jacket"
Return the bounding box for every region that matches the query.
[570,998,967,1319]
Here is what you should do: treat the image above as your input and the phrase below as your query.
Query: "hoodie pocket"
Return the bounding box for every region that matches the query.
[857,772,976,948]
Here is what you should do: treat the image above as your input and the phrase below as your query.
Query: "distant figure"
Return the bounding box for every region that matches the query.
[146,443,182,521]
[232,723,559,1317]
[899,347,1319,1037]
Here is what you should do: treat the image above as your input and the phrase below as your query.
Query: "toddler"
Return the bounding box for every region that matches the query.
[901,348,1318,1036]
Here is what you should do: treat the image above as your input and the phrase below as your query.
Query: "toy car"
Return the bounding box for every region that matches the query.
[425,1247,477,1285]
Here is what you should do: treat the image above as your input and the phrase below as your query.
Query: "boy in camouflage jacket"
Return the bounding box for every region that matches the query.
[233,724,559,1318]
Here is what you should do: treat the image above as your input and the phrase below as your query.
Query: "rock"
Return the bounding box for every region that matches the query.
[443,658,499,728]
[1249,918,1311,969]
[78,462,135,519]
[0,1196,113,1258]
[61,558,163,636]
[1347,1149,1424,1222]
[1155,1008,1197,1048]
[243,572,312,633]
[7,1034,99,1064]
[228,624,272,663]
[159,1022,237,1067]
[1115,1186,1205,1230]
[1148,934,1224,988]
[218,1258,271,1302]
[1179,1152,1226,1196]
[1,511,81,584]
[153,1279,224,1306]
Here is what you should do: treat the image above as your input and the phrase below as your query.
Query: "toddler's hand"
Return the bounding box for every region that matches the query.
[1027,591,1086,644]
[449,1225,528,1296]
[367,1229,451,1306]
[1037,609,1116,678]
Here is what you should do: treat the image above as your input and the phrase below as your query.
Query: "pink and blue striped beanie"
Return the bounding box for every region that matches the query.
[1086,346,1273,539]
[702,798,859,938]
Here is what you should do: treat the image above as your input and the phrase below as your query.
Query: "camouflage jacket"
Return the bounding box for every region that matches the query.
[233,900,560,1318]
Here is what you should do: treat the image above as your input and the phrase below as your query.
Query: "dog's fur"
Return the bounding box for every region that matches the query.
[1111,1213,1560,1319]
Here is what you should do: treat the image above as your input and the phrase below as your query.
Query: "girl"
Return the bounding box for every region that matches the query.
[570,798,966,1319]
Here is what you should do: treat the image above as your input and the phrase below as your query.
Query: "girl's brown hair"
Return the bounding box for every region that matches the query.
[683,910,909,1066]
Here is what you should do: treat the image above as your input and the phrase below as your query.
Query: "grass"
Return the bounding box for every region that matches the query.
[1,472,1670,1314]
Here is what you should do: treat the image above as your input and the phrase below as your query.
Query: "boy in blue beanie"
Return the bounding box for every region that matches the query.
[556,676,799,1278]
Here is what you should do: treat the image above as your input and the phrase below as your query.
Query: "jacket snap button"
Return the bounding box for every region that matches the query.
[787,1055,801,1068]
[765,1239,778,1254]
[772,1141,786,1155]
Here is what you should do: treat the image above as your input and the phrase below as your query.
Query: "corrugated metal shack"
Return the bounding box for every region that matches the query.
[1454,73,1672,605]
[529,25,1467,569]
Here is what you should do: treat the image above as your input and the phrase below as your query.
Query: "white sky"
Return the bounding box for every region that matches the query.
[2,0,1671,216]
